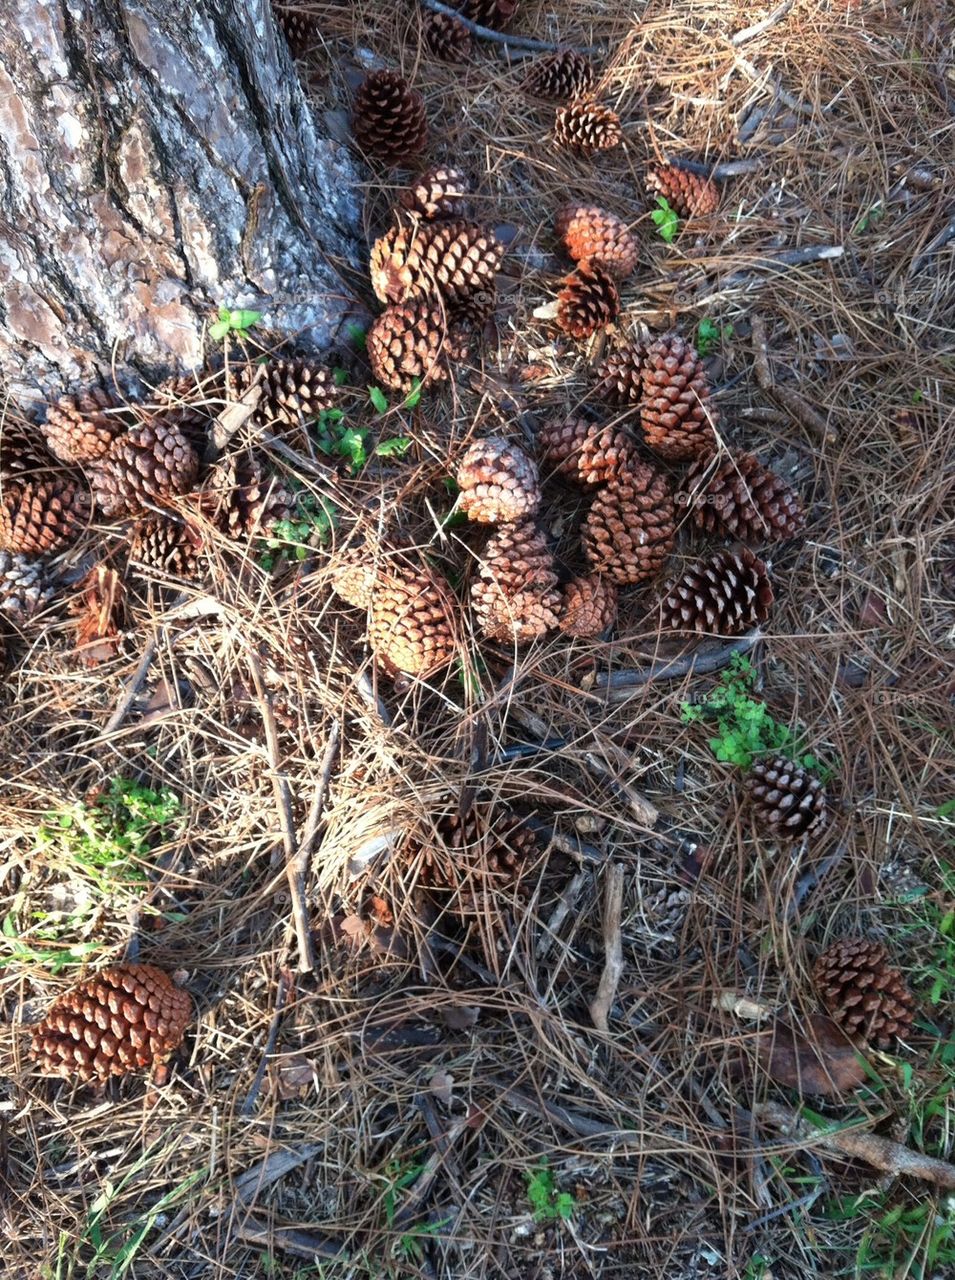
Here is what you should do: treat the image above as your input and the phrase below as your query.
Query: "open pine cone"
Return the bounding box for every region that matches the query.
[399,165,473,221]
[813,938,916,1048]
[556,260,620,339]
[471,520,560,643]
[684,451,806,544]
[423,10,473,63]
[1,477,87,554]
[537,416,635,487]
[659,547,773,635]
[242,357,340,434]
[457,438,541,523]
[462,0,518,28]
[352,70,428,166]
[200,453,292,539]
[640,332,718,461]
[0,550,56,624]
[583,462,675,585]
[367,299,462,393]
[30,963,191,1081]
[129,517,203,579]
[1,417,56,480]
[91,420,200,517]
[646,164,719,218]
[559,573,618,637]
[553,101,622,153]
[523,49,596,100]
[367,562,458,678]
[272,2,315,57]
[555,205,638,279]
[42,387,129,464]
[416,807,540,916]
[746,756,827,841]
[596,342,645,407]
[370,221,503,307]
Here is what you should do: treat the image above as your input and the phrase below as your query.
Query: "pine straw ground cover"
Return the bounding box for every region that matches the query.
[1,1,953,1277]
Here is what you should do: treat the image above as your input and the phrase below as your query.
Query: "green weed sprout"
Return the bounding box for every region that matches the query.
[526,1160,576,1223]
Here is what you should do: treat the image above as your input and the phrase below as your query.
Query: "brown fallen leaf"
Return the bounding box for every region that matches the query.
[273,1055,315,1100]
[755,1013,867,1098]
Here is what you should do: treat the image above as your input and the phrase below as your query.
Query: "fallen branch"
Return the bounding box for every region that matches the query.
[590,631,762,697]
[102,635,160,735]
[751,313,838,445]
[234,1214,346,1262]
[589,863,625,1033]
[669,155,766,179]
[730,0,795,46]
[239,969,290,1115]
[583,750,659,827]
[421,0,603,56]
[297,721,341,867]
[539,869,591,959]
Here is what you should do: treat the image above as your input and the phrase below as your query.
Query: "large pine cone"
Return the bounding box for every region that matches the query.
[596,342,645,407]
[370,220,503,307]
[242,357,340,432]
[471,519,561,643]
[559,573,618,637]
[553,101,622,153]
[523,50,596,100]
[352,70,428,167]
[423,10,473,63]
[462,0,518,28]
[640,332,718,462]
[399,165,473,221]
[418,807,539,915]
[91,421,200,517]
[813,938,916,1048]
[42,387,128,464]
[555,205,638,279]
[537,416,635,487]
[684,451,806,544]
[0,550,56,623]
[129,517,203,578]
[659,547,773,635]
[746,756,827,841]
[272,2,315,57]
[367,563,458,678]
[30,963,191,1081]
[1,477,87,554]
[556,260,620,339]
[646,164,719,218]
[202,453,293,539]
[583,462,675,585]
[1,417,56,480]
[367,299,462,393]
[329,549,377,610]
[457,437,541,523]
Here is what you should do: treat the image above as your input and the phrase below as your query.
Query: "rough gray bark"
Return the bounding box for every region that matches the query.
[0,0,363,407]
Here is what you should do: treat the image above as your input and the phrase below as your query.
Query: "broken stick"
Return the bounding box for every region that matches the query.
[590,863,625,1033]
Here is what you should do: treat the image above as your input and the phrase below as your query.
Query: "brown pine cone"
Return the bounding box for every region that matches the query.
[813,938,916,1048]
[367,299,458,393]
[596,342,645,407]
[449,290,497,332]
[329,549,376,610]
[523,49,596,100]
[553,101,622,153]
[368,563,458,678]
[556,260,620,339]
[129,517,203,578]
[242,357,340,432]
[659,547,773,635]
[42,387,128,464]
[583,462,675,585]
[91,421,200,517]
[30,963,191,1082]
[559,573,618,637]
[640,332,718,462]
[352,70,428,167]
[555,205,638,279]
[457,437,541,523]
[201,453,293,539]
[0,550,56,624]
[0,478,87,554]
[418,807,539,915]
[471,519,561,643]
[646,164,719,218]
[399,165,473,221]
[684,451,806,544]
[746,756,827,841]
[463,0,517,28]
[1,417,56,480]
[423,10,473,63]
[537,416,635,487]
[370,220,503,307]
[272,3,315,57]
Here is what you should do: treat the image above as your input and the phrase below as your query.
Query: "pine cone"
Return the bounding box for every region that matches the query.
[368,563,458,678]
[583,462,675,585]
[640,332,718,462]
[329,549,376,610]
[423,10,472,63]
[30,963,191,1082]
[659,547,773,635]
[399,165,473,221]
[646,164,719,218]
[559,573,618,637]
[91,421,199,518]
[203,454,293,539]
[457,437,541,524]
[0,550,56,623]
[537,416,636,487]
[555,205,638,279]
[462,0,517,29]
[449,290,497,332]
[596,342,645,407]
[813,938,916,1048]
[556,260,620,339]
[684,451,806,544]
[129,517,203,579]
[1,418,55,480]
[272,3,315,57]
[523,49,596,100]
[370,221,503,306]
[242,357,340,432]
[418,807,539,915]
[42,387,128,464]
[746,756,827,841]
[553,101,622,153]
[367,299,458,393]
[352,70,428,167]
[631,879,691,946]
[0,478,87,554]
[471,520,560,643]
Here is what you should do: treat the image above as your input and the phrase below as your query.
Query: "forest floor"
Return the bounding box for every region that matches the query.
[1,1,954,1278]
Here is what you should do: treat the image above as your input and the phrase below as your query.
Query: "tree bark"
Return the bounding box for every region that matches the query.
[0,0,363,406]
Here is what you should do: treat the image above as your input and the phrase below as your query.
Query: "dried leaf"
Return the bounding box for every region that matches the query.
[69,565,125,665]
[429,1071,454,1107]
[755,1013,867,1098]
[274,1055,315,1100]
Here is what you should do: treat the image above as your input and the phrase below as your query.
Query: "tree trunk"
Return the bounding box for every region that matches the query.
[0,0,363,407]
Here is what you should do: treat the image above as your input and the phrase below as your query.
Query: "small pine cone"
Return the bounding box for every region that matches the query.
[457,437,541,524]
[659,546,773,635]
[449,290,496,332]
[538,416,636,487]
[471,519,561,643]
[0,478,87,555]
[523,49,596,100]
[646,164,719,218]
[813,938,916,1048]
[352,70,428,167]
[746,756,827,841]
[582,462,675,585]
[555,205,638,279]
[462,0,517,29]
[684,451,806,544]
[91,421,199,518]
[129,517,203,578]
[202,454,293,539]
[640,332,718,462]
[367,299,455,393]
[42,387,128,464]
[368,563,457,678]
[421,808,539,914]
[556,260,620,339]
[0,550,56,623]
[329,550,376,610]
[1,418,56,480]
[423,10,472,63]
[243,357,340,432]
[399,165,473,221]
[272,3,315,57]
[370,221,503,307]
[596,342,645,407]
[553,101,622,154]
[559,573,618,637]
[631,880,691,946]
[30,963,191,1082]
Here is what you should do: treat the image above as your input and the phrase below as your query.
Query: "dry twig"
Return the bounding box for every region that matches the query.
[589,863,625,1033]
[751,313,838,444]
[730,0,795,46]
[420,0,603,56]
[589,631,762,697]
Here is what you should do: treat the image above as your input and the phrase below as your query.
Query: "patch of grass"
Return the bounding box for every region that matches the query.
[525,1160,576,1223]
[823,1191,955,1279]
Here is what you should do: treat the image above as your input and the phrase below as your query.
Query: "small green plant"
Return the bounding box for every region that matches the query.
[525,1160,576,1223]
[824,1190,955,1279]
[313,408,411,475]
[379,1159,451,1266]
[853,201,885,234]
[696,317,734,356]
[345,321,367,350]
[651,196,679,244]
[260,490,339,567]
[208,307,261,341]
[368,385,389,414]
